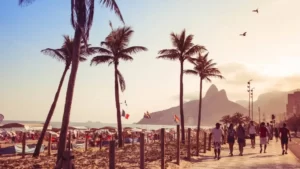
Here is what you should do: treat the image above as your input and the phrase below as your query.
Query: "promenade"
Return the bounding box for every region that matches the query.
[189,138,300,169]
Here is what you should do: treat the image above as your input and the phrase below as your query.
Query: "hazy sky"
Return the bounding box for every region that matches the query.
[1,0,300,123]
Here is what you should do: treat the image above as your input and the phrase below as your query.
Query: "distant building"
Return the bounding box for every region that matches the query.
[286,91,300,117]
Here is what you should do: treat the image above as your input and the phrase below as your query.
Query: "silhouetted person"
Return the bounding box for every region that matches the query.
[279,123,291,155]
[274,127,279,142]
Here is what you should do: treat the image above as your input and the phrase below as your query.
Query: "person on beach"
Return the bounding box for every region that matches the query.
[227,123,236,156]
[266,123,271,143]
[236,122,246,156]
[279,123,292,155]
[210,123,225,160]
[274,127,279,142]
[248,121,256,148]
[259,122,269,153]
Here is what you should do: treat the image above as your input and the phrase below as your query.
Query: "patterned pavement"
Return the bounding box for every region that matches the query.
[189,138,300,169]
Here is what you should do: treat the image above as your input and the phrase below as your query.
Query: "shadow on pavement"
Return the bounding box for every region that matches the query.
[250,154,281,158]
[190,152,258,162]
[244,163,299,169]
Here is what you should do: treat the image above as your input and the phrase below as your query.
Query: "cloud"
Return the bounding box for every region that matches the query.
[217,62,269,85]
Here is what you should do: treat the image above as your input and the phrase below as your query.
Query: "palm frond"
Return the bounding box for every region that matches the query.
[156,53,180,60]
[117,69,126,92]
[79,57,87,62]
[184,45,206,59]
[18,0,35,6]
[41,48,66,62]
[90,55,114,66]
[182,34,194,50]
[184,69,198,76]
[170,32,180,48]
[119,54,133,61]
[158,49,179,55]
[120,46,148,54]
[100,0,124,24]
[86,0,95,39]
[71,0,77,29]
[89,47,112,54]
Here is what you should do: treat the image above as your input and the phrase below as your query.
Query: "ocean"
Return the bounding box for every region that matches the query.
[0,120,213,130]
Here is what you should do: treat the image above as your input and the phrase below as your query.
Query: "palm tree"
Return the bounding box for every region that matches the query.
[19,0,124,162]
[220,115,232,125]
[90,26,147,147]
[32,36,96,157]
[184,52,223,155]
[157,30,205,143]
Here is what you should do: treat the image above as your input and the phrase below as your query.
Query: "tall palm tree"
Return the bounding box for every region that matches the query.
[184,52,224,155]
[157,30,205,143]
[32,35,96,157]
[19,0,124,162]
[91,26,147,147]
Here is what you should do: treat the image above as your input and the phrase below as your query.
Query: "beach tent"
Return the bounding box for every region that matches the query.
[0,144,45,155]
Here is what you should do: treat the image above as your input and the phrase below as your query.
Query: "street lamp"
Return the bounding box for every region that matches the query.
[251,88,254,121]
[247,80,252,119]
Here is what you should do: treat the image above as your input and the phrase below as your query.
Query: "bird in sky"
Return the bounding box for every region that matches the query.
[252,8,259,13]
[240,32,247,36]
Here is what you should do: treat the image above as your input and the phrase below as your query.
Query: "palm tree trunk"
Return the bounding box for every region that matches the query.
[179,60,185,144]
[56,27,81,162]
[114,64,123,147]
[196,78,203,156]
[33,66,69,157]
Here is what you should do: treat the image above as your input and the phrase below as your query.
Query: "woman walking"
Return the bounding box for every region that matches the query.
[227,123,236,156]
[274,127,279,142]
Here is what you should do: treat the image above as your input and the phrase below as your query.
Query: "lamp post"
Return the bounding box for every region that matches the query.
[247,80,252,119]
[251,88,254,121]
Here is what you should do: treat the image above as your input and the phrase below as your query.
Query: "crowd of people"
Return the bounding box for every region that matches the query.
[210,121,292,160]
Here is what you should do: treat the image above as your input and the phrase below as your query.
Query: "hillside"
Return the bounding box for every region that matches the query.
[137,85,248,126]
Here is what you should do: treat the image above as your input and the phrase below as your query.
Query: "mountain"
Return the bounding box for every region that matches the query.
[235,90,289,118]
[137,84,248,126]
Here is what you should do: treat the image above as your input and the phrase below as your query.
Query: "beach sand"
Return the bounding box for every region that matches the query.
[0,140,203,169]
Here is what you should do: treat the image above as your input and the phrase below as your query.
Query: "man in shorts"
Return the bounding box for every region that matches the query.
[210,123,225,160]
[259,122,269,153]
[279,123,292,155]
[248,121,256,148]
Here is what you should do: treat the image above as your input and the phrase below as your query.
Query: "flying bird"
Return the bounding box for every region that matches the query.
[240,32,247,36]
[252,8,259,13]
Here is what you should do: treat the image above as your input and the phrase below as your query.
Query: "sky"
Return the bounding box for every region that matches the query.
[1,0,300,123]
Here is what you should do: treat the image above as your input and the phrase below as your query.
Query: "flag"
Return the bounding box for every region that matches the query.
[122,110,126,117]
[144,111,151,119]
[174,114,180,123]
[125,114,130,119]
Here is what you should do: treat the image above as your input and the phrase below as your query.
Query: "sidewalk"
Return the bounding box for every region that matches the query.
[189,138,300,169]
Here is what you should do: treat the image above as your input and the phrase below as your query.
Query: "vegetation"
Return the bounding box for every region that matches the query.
[220,112,251,126]
[157,30,206,143]
[33,36,96,157]
[184,52,223,155]
[90,25,147,147]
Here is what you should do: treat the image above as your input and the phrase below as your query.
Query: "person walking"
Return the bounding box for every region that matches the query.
[210,123,225,160]
[274,127,279,142]
[248,121,256,148]
[266,123,271,143]
[279,123,292,155]
[259,122,269,153]
[236,122,246,156]
[227,123,236,156]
